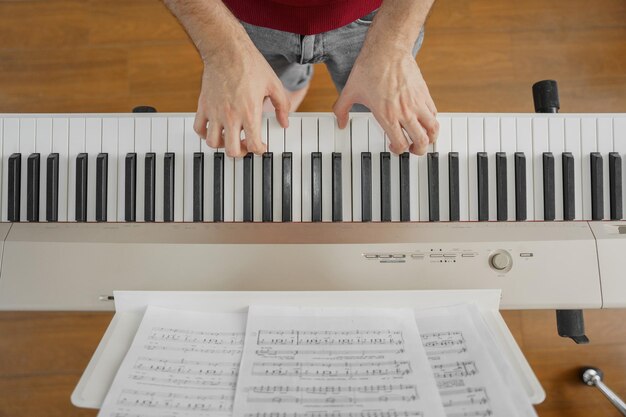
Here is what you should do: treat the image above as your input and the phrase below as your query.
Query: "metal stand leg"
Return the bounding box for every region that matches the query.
[580,367,626,416]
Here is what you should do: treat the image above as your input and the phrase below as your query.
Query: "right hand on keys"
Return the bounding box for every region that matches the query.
[193,40,290,158]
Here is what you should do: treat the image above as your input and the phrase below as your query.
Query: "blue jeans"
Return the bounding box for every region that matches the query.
[240,9,425,112]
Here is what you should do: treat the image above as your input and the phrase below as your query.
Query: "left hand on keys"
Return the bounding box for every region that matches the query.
[333,46,439,156]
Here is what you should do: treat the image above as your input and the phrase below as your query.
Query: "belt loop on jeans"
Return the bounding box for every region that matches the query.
[300,35,315,64]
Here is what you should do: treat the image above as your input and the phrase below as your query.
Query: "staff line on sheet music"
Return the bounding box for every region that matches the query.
[256,330,405,346]
[245,394,419,404]
[148,328,244,345]
[431,361,478,379]
[241,411,425,417]
[116,388,233,411]
[129,373,237,390]
[255,347,406,357]
[247,383,417,394]
[251,360,412,377]
[143,344,243,356]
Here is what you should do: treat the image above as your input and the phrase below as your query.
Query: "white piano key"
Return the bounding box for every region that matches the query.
[437,117,451,221]
[301,117,317,222]
[334,117,352,222]
[319,117,334,222]
[564,117,583,220]
[369,119,385,222]
[224,154,235,222]
[418,138,430,221]
[35,118,53,222]
[409,153,419,222]
[387,136,400,221]
[269,117,285,222]
[151,117,168,222]
[451,117,469,221]
[134,117,151,222]
[615,116,626,219]
[102,118,118,221]
[484,117,499,222]
[85,118,102,222]
[253,119,268,222]
[516,117,534,220]
[548,117,565,220]
[532,117,549,220]
[581,117,596,220]
[285,116,302,222]
[2,118,19,222]
[184,118,201,222]
[52,118,69,222]
[234,152,244,222]
[117,118,135,221]
[467,117,483,221]
[598,117,613,221]
[500,117,517,221]
[167,117,184,222]
[68,118,86,222]
[351,116,368,222]
[19,118,36,222]
[200,132,214,222]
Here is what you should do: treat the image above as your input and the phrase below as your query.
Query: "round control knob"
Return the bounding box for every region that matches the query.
[490,251,512,272]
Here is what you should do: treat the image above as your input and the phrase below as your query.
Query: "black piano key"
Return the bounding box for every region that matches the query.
[477,152,488,222]
[311,152,322,222]
[562,152,575,221]
[609,152,622,220]
[496,152,507,222]
[448,152,460,221]
[75,153,88,222]
[590,152,603,221]
[399,152,410,222]
[213,153,224,222]
[380,152,391,222]
[7,154,21,222]
[428,152,440,222]
[95,153,108,222]
[46,153,59,222]
[332,152,342,222]
[125,153,137,222]
[193,152,204,222]
[243,153,254,222]
[514,152,527,221]
[361,152,372,222]
[26,153,40,222]
[163,153,175,222]
[542,152,555,221]
[144,153,156,222]
[262,152,273,222]
[282,152,293,222]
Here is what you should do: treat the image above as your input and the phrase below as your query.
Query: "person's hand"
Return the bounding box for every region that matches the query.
[194,42,290,158]
[333,47,438,155]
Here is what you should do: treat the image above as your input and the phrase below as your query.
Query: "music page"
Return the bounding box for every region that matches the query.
[415,304,537,417]
[97,306,246,417]
[232,305,446,417]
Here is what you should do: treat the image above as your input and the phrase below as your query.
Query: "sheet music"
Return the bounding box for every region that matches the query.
[97,306,246,417]
[232,305,446,417]
[415,304,537,417]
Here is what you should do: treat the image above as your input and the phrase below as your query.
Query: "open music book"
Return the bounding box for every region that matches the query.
[96,301,536,417]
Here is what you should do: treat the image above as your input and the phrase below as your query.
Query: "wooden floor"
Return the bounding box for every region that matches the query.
[0,0,625,416]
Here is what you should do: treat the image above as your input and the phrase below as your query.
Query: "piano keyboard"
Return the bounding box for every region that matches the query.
[1,113,625,223]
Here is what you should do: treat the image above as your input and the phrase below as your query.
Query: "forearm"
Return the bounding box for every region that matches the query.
[163,0,253,65]
[361,0,435,56]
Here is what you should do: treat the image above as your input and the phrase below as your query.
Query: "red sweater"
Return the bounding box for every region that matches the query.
[223,0,383,35]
